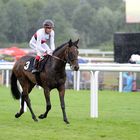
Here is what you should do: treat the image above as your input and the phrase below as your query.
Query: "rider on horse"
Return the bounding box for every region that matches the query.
[29,19,55,73]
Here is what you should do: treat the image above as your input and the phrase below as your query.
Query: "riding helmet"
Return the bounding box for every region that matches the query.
[43,19,54,28]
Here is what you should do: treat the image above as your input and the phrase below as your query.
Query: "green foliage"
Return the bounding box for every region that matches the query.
[0,87,140,140]
[5,0,28,43]
[0,1,9,42]
[0,54,15,61]
[25,1,44,40]
[0,0,140,49]
[98,41,114,51]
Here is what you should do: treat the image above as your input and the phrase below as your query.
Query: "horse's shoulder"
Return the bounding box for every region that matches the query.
[22,55,35,60]
[14,55,34,66]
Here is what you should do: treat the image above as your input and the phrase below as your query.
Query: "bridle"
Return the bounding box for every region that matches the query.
[66,50,78,64]
[51,55,66,63]
[51,45,78,64]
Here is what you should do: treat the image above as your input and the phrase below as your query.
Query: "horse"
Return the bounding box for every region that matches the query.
[10,39,79,124]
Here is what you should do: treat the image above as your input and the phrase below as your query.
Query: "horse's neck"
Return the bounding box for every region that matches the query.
[53,46,67,61]
[44,48,66,72]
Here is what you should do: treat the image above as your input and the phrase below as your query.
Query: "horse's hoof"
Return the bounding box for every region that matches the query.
[38,114,46,119]
[15,113,20,118]
[34,118,38,122]
[32,116,38,122]
[64,120,70,124]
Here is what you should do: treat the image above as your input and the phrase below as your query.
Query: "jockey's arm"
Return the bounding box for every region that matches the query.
[43,44,53,55]
[36,33,47,56]
[50,30,55,51]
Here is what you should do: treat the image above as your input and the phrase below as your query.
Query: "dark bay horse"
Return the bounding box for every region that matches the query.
[10,39,79,123]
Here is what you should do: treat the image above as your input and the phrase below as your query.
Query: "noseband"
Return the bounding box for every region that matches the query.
[51,53,77,64]
[51,44,78,64]
[66,51,78,64]
[51,55,66,63]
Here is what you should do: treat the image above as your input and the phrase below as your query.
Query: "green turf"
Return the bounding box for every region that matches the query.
[0,86,140,140]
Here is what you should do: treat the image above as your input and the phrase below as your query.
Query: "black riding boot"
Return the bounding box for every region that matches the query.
[32,59,39,74]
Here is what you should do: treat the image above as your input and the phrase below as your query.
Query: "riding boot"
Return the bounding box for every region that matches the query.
[32,59,39,74]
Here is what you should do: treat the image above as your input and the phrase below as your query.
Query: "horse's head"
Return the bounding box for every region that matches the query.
[65,39,79,71]
[52,39,79,71]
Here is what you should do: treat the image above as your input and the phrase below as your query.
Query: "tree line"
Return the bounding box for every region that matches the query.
[0,0,140,50]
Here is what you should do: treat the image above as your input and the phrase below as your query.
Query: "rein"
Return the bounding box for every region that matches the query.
[51,50,78,64]
[51,54,78,64]
[51,41,79,64]
[51,55,66,63]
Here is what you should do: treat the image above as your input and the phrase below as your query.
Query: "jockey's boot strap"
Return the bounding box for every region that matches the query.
[32,59,39,74]
[32,69,39,74]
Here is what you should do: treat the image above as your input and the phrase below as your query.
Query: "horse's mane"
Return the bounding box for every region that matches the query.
[53,42,68,54]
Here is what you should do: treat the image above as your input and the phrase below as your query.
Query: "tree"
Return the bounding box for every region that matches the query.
[87,0,104,10]
[5,0,28,43]
[59,0,79,21]
[72,3,96,48]
[93,7,115,44]
[25,1,44,41]
[39,0,78,46]
[0,0,139,50]
[0,1,9,41]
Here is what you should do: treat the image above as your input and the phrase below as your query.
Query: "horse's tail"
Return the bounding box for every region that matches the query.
[10,71,21,100]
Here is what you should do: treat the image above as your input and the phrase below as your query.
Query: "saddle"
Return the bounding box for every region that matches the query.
[24,56,48,72]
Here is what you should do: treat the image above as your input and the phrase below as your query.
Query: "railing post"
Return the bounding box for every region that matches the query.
[6,70,9,87]
[73,71,77,90]
[90,71,99,118]
[76,71,80,91]
[17,81,27,112]
[1,70,4,85]
[119,72,123,92]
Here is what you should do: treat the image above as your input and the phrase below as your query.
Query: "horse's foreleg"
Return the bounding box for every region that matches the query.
[15,93,25,118]
[58,86,69,124]
[24,95,38,122]
[39,89,51,119]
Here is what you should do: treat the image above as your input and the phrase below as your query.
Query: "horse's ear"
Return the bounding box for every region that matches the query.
[75,39,79,45]
[74,39,79,48]
[68,39,73,47]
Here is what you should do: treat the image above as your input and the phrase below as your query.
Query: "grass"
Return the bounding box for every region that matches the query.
[0,86,140,140]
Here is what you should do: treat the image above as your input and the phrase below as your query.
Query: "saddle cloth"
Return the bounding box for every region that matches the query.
[24,57,47,72]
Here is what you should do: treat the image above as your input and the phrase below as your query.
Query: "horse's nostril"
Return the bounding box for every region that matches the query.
[77,66,79,70]
[74,66,79,71]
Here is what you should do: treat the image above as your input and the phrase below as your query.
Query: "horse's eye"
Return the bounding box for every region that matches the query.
[68,52,76,60]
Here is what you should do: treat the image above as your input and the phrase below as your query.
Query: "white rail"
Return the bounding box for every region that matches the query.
[22,48,114,57]
[78,49,113,57]
[0,62,14,87]
[1,62,140,118]
[66,63,140,118]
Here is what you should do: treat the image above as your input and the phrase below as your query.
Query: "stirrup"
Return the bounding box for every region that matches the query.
[32,69,39,74]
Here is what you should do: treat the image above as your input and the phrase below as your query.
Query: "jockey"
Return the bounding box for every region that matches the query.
[29,19,55,74]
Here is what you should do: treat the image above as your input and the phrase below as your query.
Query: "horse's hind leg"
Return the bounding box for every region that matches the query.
[22,82,38,122]
[16,80,37,121]
[15,93,25,118]
[24,94,38,121]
